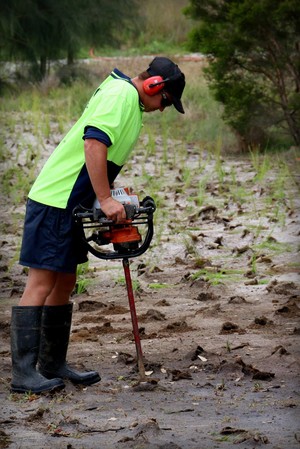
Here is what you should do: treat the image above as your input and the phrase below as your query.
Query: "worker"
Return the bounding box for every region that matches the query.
[11,57,186,393]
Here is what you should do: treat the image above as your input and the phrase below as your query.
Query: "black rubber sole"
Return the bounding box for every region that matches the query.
[40,370,101,386]
[11,381,65,394]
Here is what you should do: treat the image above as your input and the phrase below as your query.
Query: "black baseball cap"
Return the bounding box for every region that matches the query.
[147,57,186,114]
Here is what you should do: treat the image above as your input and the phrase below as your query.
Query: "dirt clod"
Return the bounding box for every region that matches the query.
[142,309,166,321]
[254,315,272,325]
[220,321,239,332]
[195,291,219,301]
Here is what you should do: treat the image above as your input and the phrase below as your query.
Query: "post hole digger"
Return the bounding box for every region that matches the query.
[73,188,157,385]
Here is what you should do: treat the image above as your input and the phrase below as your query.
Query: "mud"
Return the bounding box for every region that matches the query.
[1,59,300,449]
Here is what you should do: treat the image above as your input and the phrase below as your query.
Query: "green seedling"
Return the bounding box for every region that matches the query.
[9,391,39,402]
[74,261,93,294]
[254,238,292,254]
[210,432,230,442]
[183,235,210,268]
[115,276,141,292]
[74,278,91,295]
[252,221,266,239]
[190,268,243,285]
[253,382,263,392]
[228,167,250,204]
[181,165,192,189]
[225,340,231,353]
[195,177,208,207]
[250,254,257,275]
[191,269,223,285]
[213,137,226,186]
[250,150,271,182]
[257,278,270,285]
[148,282,171,289]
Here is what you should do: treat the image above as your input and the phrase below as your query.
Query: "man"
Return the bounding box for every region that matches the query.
[11,57,185,393]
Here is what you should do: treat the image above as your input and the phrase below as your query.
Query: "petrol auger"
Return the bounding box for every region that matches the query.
[73,189,156,384]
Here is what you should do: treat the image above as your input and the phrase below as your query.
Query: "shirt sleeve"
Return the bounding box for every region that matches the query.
[83,126,112,147]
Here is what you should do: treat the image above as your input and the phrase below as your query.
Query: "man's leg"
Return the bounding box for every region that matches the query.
[38,271,100,385]
[19,268,58,306]
[19,269,77,306]
[11,266,66,393]
[45,272,77,305]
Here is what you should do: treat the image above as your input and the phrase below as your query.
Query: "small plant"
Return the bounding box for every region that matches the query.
[181,166,192,190]
[9,391,39,402]
[47,422,70,437]
[225,340,231,353]
[115,276,141,292]
[74,278,90,295]
[253,382,263,392]
[250,150,271,182]
[250,254,257,275]
[257,278,270,285]
[183,235,205,266]
[229,167,249,203]
[190,267,243,285]
[195,177,208,207]
[148,282,171,289]
[254,238,292,254]
[74,261,92,294]
[252,221,266,239]
[214,138,226,186]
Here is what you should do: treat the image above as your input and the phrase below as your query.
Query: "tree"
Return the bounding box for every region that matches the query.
[185,0,300,148]
[0,0,140,80]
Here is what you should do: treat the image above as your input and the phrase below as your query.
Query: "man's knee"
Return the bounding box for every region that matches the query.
[20,269,58,305]
[56,273,77,296]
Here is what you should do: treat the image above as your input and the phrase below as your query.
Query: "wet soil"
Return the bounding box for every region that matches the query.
[0,58,300,449]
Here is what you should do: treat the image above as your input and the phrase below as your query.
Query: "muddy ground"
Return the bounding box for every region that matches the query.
[1,58,300,449]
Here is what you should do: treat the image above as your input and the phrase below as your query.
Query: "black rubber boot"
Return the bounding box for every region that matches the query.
[38,303,100,385]
[10,306,65,393]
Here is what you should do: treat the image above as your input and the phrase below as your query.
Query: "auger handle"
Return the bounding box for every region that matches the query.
[73,196,156,224]
[84,219,154,260]
[72,196,156,260]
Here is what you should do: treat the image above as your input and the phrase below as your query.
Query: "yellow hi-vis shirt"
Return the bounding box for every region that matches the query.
[29,69,143,209]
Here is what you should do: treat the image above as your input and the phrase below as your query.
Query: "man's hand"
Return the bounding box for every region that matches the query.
[100,197,126,222]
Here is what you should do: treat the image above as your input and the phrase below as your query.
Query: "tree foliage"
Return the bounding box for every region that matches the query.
[0,0,140,79]
[185,0,300,148]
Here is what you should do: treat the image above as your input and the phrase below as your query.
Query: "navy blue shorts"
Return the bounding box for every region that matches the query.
[19,199,88,273]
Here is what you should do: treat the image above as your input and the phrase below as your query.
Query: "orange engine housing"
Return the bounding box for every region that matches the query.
[101,225,142,244]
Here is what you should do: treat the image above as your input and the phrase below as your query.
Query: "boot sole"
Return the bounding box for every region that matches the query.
[40,370,101,386]
[70,374,101,386]
[11,381,65,394]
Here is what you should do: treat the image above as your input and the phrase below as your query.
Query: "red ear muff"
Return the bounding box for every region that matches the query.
[143,76,165,96]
